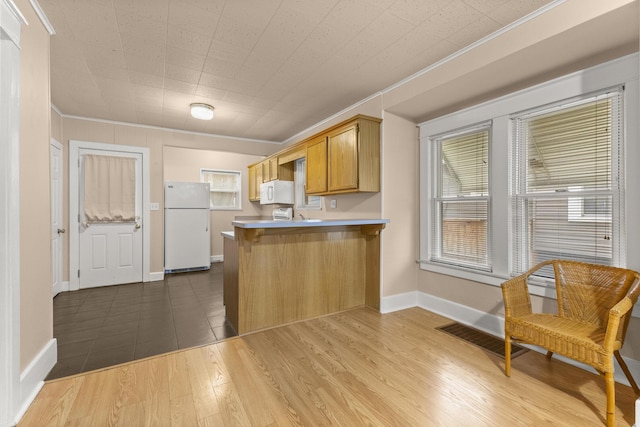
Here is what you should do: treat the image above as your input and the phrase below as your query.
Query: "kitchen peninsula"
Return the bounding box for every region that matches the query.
[222,219,388,334]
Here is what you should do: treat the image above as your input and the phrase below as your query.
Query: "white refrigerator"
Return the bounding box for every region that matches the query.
[164,181,211,273]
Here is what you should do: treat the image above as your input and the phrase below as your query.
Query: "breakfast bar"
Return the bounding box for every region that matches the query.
[222,219,388,335]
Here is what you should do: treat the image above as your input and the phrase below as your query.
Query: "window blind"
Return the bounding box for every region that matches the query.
[432,124,490,270]
[83,154,136,224]
[511,88,624,276]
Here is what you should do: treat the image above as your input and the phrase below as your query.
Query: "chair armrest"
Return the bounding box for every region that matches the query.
[603,297,633,350]
[501,275,532,318]
[501,260,553,319]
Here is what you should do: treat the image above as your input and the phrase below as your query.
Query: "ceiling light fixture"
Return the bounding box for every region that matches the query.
[190,103,215,120]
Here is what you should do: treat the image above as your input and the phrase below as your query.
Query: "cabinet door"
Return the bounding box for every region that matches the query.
[268,157,279,181]
[328,122,358,192]
[260,160,269,182]
[256,162,264,188]
[248,165,257,201]
[306,136,327,194]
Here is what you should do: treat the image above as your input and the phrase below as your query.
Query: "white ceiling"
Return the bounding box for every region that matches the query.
[40,0,554,142]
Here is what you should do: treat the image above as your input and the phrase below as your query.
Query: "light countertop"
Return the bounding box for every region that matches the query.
[231,218,389,229]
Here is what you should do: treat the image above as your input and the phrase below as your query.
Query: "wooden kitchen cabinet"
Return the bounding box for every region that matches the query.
[248,163,263,201]
[308,115,381,195]
[327,121,359,192]
[259,160,269,183]
[306,135,327,194]
[267,157,278,181]
[247,115,381,198]
[278,145,305,165]
[257,158,279,183]
[248,164,257,201]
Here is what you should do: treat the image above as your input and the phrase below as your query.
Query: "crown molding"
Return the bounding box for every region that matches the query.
[28,0,54,35]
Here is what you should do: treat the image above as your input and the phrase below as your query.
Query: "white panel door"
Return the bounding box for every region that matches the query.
[79,149,143,288]
[51,140,63,296]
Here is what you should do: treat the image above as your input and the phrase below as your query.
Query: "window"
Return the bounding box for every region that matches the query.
[568,188,612,223]
[419,54,639,289]
[511,89,623,275]
[294,158,321,210]
[200,169,242,210]
[430,124,490,270]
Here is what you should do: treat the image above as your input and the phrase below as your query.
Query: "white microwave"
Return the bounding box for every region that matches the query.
[260,180,294,205]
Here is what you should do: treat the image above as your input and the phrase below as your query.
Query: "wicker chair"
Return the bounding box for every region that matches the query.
[501,259,640,426]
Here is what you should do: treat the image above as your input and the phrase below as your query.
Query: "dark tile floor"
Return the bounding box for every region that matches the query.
[47,263,237,380]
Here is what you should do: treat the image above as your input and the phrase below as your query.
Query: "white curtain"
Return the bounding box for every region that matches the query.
[83,154,136,223]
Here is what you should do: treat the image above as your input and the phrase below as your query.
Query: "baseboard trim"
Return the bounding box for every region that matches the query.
[148,271,164,282]
[52,280,69,297]
[211,255,223,263]
[380,291,417,314]
[416,292,504,338]
[381,291,640,387]
[14,338,57,424]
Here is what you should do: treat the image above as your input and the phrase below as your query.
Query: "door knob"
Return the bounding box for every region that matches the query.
[135,223,141,229]
[57,228,65,234]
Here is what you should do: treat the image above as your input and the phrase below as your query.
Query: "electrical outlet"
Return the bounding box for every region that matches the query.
[150,202,160,211]
[330,199,337,209]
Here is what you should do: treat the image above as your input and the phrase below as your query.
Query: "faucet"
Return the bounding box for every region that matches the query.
[298,212,305,220]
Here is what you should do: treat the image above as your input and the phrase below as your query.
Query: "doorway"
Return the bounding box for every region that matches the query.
[51,139,64,296]
[69,141,151,291]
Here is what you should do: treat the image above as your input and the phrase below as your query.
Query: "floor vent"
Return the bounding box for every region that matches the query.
[436,322,528,360]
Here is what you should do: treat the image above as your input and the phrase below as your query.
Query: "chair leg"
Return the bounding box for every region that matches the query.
[505,334,511,377]
[605,371,616,427]
[614,351,640,395]
[545,351,553,359]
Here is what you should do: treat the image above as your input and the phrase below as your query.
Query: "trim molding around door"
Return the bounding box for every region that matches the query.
[69,140,151,290]
[0,1,27,425]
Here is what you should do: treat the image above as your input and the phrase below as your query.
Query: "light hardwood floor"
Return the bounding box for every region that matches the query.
[19,307,637,426]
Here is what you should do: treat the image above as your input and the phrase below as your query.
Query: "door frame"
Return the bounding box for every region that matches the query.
[51,138,64,296]
[69,140,151,291]
[0,1,26,424]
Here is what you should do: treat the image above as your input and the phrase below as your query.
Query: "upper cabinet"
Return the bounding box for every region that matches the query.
[248,163,262,201]
[306,135,328,194]
[309,115,381,195]
[278,145,305,165]
[266,158,278,181]
[247,115,381,201]
[327,121,358,192]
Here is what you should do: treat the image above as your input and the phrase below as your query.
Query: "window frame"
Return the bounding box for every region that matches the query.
[294,158,322,210]
[418,53,640,300]
[510,89,624,275]
[200,168,243,211]
[429,122,492,271]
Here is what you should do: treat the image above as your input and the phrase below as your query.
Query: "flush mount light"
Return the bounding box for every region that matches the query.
[190,103,215,120]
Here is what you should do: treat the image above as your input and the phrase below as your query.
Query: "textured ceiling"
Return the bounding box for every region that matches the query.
[40,0,552,142]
